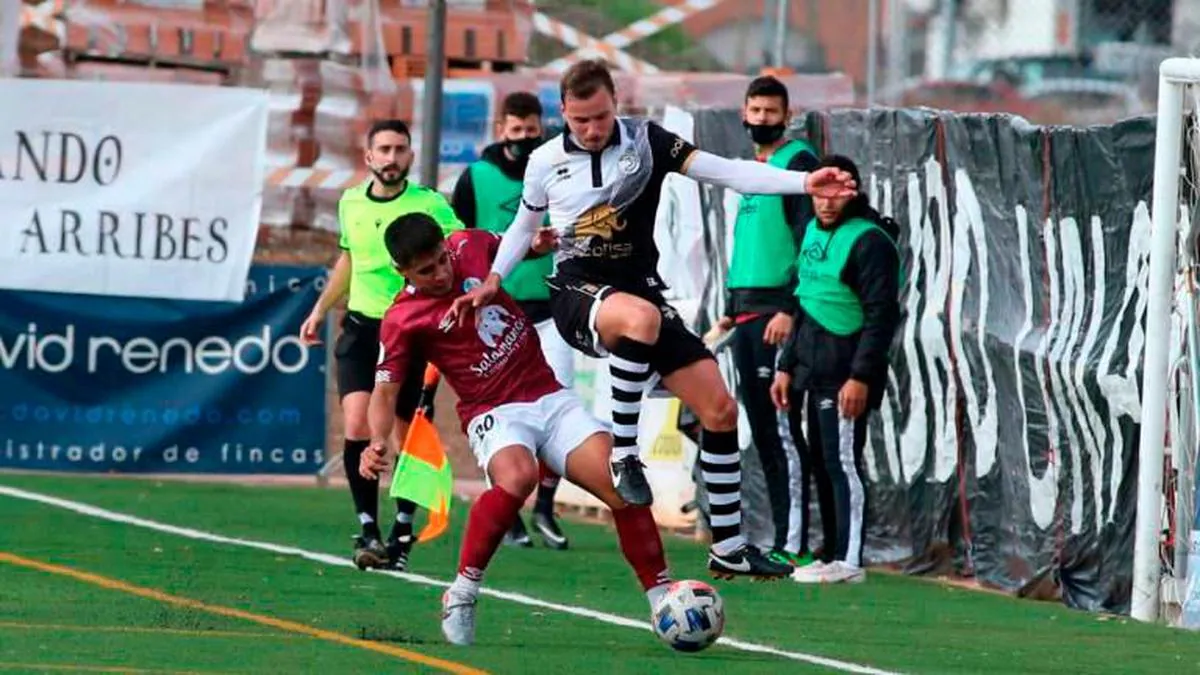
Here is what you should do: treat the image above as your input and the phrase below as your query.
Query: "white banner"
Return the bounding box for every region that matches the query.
[0,79,269,302]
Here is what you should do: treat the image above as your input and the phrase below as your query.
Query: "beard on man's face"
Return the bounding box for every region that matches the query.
[372,162,409,187]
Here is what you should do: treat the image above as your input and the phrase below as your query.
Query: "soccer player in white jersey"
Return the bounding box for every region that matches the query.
[447,59,857,581]
[361,214,674,646]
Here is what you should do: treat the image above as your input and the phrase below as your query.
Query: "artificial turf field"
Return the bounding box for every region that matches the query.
[2,472,1200,674]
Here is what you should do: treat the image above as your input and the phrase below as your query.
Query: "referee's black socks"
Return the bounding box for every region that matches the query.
[343,438,382,541]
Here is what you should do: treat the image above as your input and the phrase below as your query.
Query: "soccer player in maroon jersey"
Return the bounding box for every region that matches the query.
[360,213,673,646]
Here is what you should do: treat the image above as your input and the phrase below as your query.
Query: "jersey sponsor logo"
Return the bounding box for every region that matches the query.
[475,304,513,348]
[469,305,530,378]
[573,204,626,241]
[670,137,687,158]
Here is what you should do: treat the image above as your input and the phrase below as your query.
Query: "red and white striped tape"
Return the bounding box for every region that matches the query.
[541,0,721,74]
[20,0,65,42]
[531,11,659,74]
[265,166,366,191]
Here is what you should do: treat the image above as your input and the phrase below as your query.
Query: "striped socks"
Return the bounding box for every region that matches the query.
[608,338,654,462]
[701,429,746,554]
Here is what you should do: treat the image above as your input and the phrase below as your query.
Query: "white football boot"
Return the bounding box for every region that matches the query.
[441,588,478,646]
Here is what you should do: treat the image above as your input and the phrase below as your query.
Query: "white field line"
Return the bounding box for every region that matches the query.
[0,484,900,675]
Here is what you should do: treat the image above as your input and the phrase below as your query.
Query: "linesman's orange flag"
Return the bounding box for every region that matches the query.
[389,364,453,542]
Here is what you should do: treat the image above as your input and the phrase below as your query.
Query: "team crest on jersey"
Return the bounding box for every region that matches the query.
[463,277,482,292]
[618,148,639,175]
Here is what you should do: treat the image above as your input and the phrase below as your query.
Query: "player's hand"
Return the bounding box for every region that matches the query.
[299,310,324,345]
[702,316,735,348]
[839,378,869,420]
[805,167,857,199]
[444,274,501,327]
[763,312,793,346]
[531,227,559,255]
[359,440,390,480]
[770,372,792,410]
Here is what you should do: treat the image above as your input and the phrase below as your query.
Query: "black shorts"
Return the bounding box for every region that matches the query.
[545,275,713,378]
[334,311,429,421]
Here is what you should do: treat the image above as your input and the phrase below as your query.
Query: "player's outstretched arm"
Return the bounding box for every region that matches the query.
[682,151,856,198]
[363,382,402,479]
[488,200,543,283]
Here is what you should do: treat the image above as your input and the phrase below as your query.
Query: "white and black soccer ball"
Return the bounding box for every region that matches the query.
[651,580,725,652]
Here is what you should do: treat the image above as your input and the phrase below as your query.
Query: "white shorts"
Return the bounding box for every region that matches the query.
[465,389,609,477]
[535,317,575,388]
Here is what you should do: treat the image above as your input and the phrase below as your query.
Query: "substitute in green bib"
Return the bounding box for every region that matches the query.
[450,91,572,551]
[706,76,819,569]
[770,154,902,586]
[299,119,464,573]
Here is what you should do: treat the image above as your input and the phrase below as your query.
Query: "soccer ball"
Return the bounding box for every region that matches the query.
[650,580,725,652]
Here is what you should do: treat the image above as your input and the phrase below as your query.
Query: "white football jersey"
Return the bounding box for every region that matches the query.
[520,117,697,292]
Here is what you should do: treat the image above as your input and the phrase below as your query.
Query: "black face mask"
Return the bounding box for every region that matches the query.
[743,121,787,146]
[505,137,542,161]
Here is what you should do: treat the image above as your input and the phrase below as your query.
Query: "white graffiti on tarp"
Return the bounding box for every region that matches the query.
[948,168,999,480]
[868,175,902,484]
[1074,216,1110,534]
[1014,204,1058,529]
[865,161,1156,535]
[1046,215,1087,533]
[687,120,1167,545]
[871,159,959,486]
[1096,201,1153,524]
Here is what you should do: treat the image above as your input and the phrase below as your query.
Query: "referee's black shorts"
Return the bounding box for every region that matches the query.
[334,311,429,422]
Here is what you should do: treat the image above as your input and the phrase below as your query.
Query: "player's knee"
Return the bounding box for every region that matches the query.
[599,296,661,345]
[344,418,371,440]
[698,394,738,432]
[341,393,371,439]
[489,452,539,498]
[495,470,538,499]
[622,300,662,343]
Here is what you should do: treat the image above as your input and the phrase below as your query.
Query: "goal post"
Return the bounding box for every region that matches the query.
[1135,57,1200,624]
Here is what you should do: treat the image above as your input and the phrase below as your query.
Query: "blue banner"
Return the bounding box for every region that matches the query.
[438,83,495,164]
[0,265,327,474]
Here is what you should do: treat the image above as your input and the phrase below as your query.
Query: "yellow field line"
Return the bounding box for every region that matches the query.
[0,663,219,674]
[0,620,299,640]
[0,552,487,675]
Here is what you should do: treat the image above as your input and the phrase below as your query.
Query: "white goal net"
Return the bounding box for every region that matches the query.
[1147,58,1200,628]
